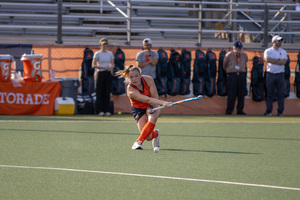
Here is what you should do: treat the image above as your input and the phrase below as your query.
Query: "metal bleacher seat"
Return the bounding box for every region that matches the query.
[0,0,299,47]
[0,0,202,45]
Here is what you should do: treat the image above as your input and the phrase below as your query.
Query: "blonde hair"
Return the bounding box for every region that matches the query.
[115,65,141,81]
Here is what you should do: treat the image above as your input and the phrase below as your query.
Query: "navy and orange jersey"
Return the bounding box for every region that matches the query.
[129,77,152,109]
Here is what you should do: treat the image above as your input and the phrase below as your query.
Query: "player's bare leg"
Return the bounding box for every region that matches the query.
[132,108,161,150]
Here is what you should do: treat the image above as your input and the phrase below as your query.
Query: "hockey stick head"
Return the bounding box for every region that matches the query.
[196,95,202,99]
[174,95,203,105]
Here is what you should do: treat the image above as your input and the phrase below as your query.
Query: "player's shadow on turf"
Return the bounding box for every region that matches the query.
[164,149,260,155]
[170,134,300,142]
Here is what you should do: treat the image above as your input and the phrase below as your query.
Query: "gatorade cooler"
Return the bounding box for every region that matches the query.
[21,54,43,82]
[0,55,14,82]
[54,97,75,115]
[55,77,79,114]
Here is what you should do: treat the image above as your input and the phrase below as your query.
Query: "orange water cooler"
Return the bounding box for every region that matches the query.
[21,53,43,82]
[0,54,15,82]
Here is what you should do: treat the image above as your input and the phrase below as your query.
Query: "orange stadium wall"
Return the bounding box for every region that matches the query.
[111,95,300,116]
[32,45,300,116]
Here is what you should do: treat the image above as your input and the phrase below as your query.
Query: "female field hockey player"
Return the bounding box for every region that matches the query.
[116,65,172,150]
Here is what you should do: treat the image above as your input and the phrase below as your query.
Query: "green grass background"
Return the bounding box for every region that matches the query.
[0,115,299,200]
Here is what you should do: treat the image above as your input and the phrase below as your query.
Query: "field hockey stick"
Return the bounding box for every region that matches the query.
[152,95,203,111]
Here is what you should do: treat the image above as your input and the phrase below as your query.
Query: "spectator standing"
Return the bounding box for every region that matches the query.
[264,35,287,116]
[136,38,159,78]
[223,41,248,115]
[92,38,114,116]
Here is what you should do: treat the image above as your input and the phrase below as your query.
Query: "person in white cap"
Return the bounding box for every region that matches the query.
[136,38,159,78]
[263,35,287,116]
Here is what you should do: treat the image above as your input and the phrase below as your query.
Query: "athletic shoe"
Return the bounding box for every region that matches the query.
[105,112,111,116]
[99,112,105,116]
[277,112,283,116]
[264,112,272,116]
[132,141,143,150]
[152,129,160,148]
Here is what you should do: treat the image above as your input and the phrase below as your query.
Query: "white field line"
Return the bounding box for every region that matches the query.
[0,120,299,124]
[0,164,299,191]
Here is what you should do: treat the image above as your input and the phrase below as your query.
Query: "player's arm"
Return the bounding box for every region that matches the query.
[145,75,159,99]
[127,88,166,106]
[127,78,170,107]
[144,75,171,107]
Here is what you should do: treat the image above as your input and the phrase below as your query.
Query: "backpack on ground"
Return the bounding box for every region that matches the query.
[294,52,300,98]
[81,48,95,95]
[77,94,96,114]
[284,54,290,98]
[217,50,227,96]
[112,48,126,95]
[167,49,182,96]
[155,48,168,96]
[180,49,192,95]
[251,56,265,101]
[192,49,206,96]
[205,49,217,97]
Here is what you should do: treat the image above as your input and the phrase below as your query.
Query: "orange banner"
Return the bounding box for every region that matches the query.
[0,81,61,115]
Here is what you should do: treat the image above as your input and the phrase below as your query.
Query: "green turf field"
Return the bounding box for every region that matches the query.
[0,115,299,200]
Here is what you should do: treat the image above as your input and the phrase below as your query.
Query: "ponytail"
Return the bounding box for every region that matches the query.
[115,65,141,81]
